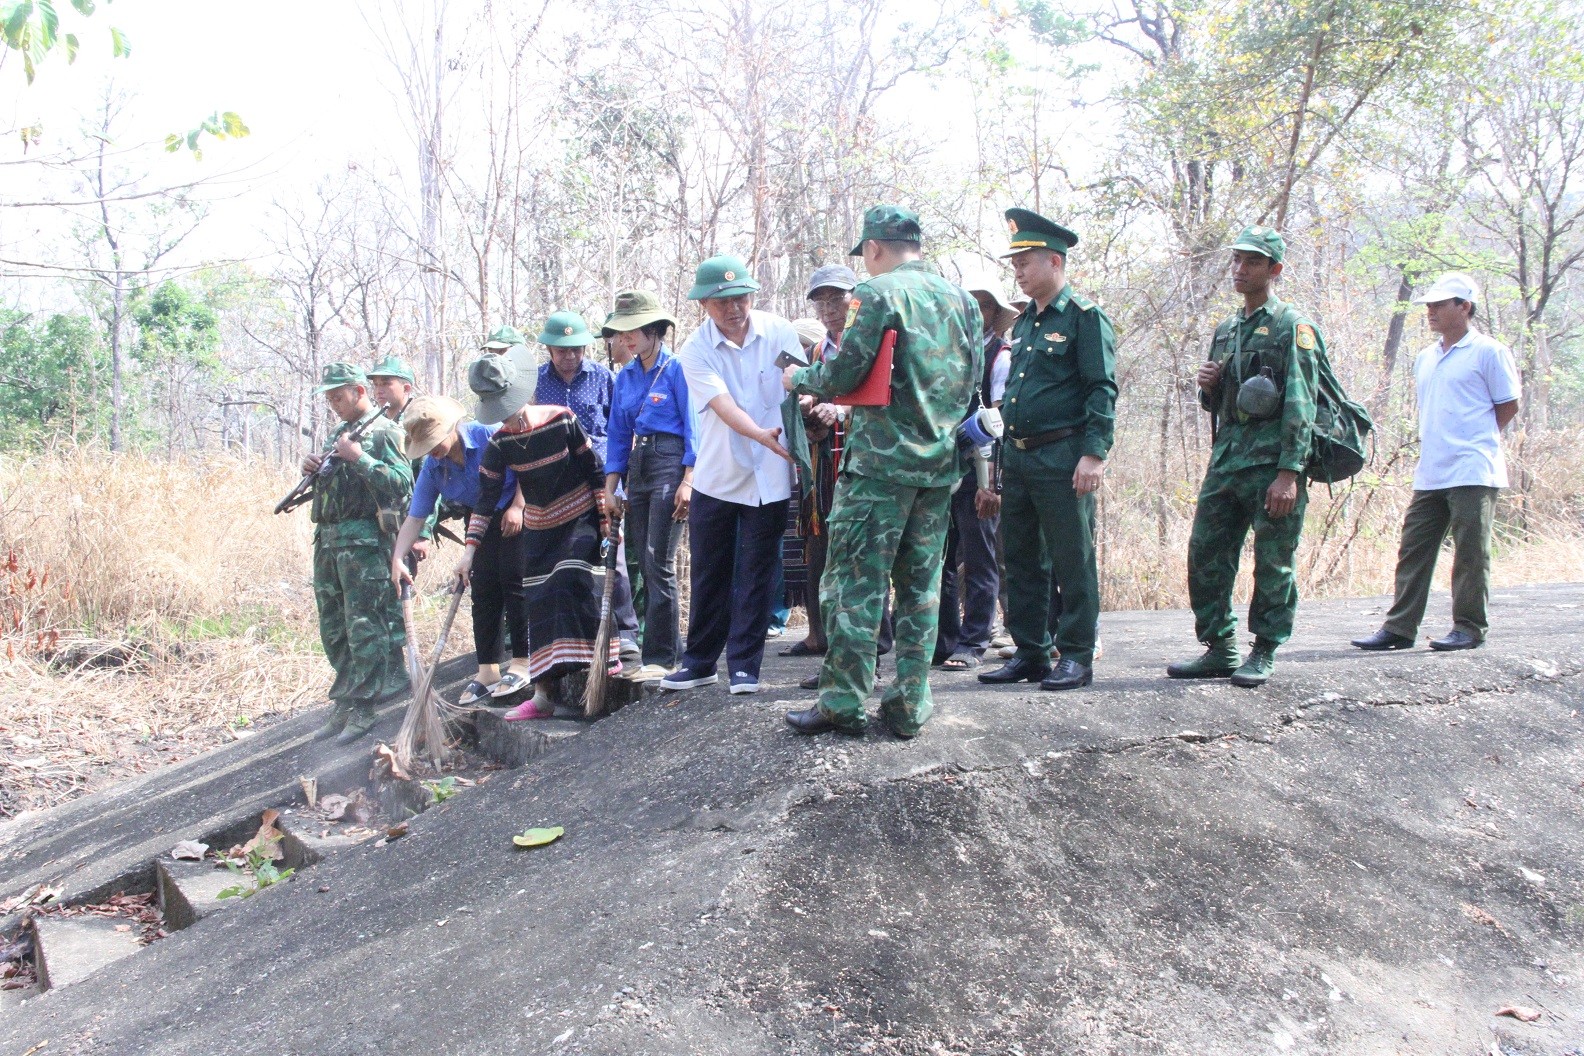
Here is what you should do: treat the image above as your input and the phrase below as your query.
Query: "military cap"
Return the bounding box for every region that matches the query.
[366,354,416,384]
[313,361,368,395]
[687,255,761,301]
[468,352,537,425]
[806,264,859,297]
[1002,208,1078,257]
[537,310,593,348]
[482,325,527,350]
[849,204,922,256]
[602,289,677,335]
[1228,225,1286,264]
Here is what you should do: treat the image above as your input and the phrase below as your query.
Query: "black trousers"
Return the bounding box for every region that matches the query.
[625,433,687,667]
[471,514,530,662]
[681,489,788,679]
[936,473,1000,657]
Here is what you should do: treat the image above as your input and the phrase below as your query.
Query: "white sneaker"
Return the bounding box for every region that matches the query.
[729,671,761,694]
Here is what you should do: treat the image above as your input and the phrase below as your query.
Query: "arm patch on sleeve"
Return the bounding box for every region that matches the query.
[1295,323,1317,350]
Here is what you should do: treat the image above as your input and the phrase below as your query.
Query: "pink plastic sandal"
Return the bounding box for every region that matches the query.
[503,696,554,721]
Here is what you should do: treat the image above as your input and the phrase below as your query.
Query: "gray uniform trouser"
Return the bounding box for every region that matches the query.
[1381,485,1498,641]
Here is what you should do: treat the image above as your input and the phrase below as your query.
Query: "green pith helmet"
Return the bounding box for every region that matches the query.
[366,354,416,385]
[483,325,527,350]
[1228,225,1286,264]
[603,289,677,334]
[848,204,922,256]
[1002,208,1079,257]
[687,255,761,300]
[313,362,368,394]
[537,311,592,348]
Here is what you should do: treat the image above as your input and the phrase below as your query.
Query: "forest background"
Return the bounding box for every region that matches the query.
[1,0,1582,814]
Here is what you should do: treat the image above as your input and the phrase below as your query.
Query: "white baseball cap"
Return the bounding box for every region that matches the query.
[1412,272,1481,305]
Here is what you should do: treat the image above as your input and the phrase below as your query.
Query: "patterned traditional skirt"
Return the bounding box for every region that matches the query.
[521,506,619,681]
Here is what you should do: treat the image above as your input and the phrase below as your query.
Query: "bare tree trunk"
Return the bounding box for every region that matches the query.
[1377,270,1414,411]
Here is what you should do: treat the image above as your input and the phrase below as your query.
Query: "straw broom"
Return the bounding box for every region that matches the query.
[393,577,468,771]
[581,516,622,718]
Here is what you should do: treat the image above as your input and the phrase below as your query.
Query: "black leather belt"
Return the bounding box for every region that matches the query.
[1007,426,1078,451]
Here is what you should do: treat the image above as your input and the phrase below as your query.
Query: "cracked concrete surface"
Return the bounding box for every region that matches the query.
[2,585,1581,1054]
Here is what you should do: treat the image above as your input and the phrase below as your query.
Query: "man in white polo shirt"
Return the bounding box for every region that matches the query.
[1352,272,1520,652]
[661,254,804,694]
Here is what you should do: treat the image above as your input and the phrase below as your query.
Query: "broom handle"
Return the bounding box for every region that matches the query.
[412,581,466,714]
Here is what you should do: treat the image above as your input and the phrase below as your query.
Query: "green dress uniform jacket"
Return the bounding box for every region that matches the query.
[310,415,414,707]
[1187,295,1322,647]
[999,284,1117,669]
[790,260,981,734]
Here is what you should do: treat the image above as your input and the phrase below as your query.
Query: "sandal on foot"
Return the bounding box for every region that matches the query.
[490,671,532,698]
[459,679,494,706]
[503,696,554,721]
[780,640,826,658]
[940,651,980,671]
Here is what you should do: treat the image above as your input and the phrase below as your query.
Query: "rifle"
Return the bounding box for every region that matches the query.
[273,399,407,515]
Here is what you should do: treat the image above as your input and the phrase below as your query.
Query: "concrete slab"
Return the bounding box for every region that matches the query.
[30,915,143,991]
[3,587,1583,1053]
[0,655,476,911]
[472,710,586,768]
[155,858,239,932]
[275,812,376,872]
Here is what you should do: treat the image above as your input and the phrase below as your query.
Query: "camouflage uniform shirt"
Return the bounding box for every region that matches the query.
[791,260,982,489]
[310,415,414,547]
[1200,295,1321,474]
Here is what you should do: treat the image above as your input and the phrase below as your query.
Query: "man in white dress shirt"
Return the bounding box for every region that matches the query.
[1352,272,1520,652]
[661,254,804,694]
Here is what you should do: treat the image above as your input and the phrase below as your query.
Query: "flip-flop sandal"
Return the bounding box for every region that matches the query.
[780,641,825,657]
[940,651,980,671]
[490,671,531,698]
[458,679,494,706]
[503,695,554,721]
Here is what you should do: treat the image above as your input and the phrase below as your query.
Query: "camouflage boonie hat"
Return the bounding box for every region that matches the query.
[1228,225,1286,263]
[482,325,527,350]
[313,361,368,395]
[687,255,761,301]
[366,354,415,384]
[1002,208,1078,257]
[849,204,922,256]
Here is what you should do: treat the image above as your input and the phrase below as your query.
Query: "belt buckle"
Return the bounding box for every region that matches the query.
[1012,436,1028,451]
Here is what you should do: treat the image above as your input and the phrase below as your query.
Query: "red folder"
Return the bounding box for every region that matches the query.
[832,328,896,407]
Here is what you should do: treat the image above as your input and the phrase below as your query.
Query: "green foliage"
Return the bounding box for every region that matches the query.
[164,111,250,162]
[216,843,295,900]
[423,776,459,804]
[1,0,127,83]
[0,309,105,444]
[132,280,220,373]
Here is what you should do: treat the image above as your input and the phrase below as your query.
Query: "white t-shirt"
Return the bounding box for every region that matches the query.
[677,309,801,506]
[1412,329,1520,490]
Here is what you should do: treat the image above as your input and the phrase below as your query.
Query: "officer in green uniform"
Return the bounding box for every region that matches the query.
[979,208,1117,691]
[306,363,415,743]
[367,354,442,560]
[781,204,982,737]
[1167,225,1320,687]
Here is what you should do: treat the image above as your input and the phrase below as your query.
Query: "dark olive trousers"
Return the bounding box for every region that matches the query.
[1001,437,1098,667]
[1381,486,1498,642]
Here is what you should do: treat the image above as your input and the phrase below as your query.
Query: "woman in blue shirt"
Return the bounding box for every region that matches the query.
[391,395,522,706]
[600,290,696,677]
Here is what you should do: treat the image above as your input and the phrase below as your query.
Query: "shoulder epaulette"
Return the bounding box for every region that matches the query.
[1072,293,1097,312]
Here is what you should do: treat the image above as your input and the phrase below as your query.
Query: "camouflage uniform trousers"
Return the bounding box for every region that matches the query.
[1187,463,1309,646]
[813,472,952,736]
[313,538,411,707]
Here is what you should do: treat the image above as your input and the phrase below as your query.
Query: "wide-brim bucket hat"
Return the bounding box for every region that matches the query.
[468,352,537,425]
[960,272,1025,333]
[603,289,678,335]
[401,395,469,461]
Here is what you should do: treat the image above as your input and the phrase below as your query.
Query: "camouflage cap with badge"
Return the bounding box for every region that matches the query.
[848,204,922,256]
[1001,208,1079,257]
[313,361,369,395]
[1228,225,1285,264]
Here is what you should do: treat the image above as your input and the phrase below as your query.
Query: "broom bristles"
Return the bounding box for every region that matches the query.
[393,583,467,772]
[581,533,620,718]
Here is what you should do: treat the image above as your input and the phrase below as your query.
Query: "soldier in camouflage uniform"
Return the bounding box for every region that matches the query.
[1167,226,1320,688]
[306,363,415,743]
[782,205,982,738]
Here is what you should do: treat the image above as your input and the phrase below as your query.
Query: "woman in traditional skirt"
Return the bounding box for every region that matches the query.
[455,350,618,720]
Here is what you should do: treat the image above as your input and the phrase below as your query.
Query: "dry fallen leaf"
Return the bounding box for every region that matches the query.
[231,809,285,861]
[1461,902,1500,928]
[1494,1004,1541,1022]
[169,840,208,861]
[299,776,318,809]
[372,743,411,783]
[319,794,351,821]
[385,821,409,841]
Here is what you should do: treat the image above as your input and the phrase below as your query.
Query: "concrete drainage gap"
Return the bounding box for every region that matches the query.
[0,694,636,1007]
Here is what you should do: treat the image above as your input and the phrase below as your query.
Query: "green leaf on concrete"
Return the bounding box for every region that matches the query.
[512,826,564,848]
